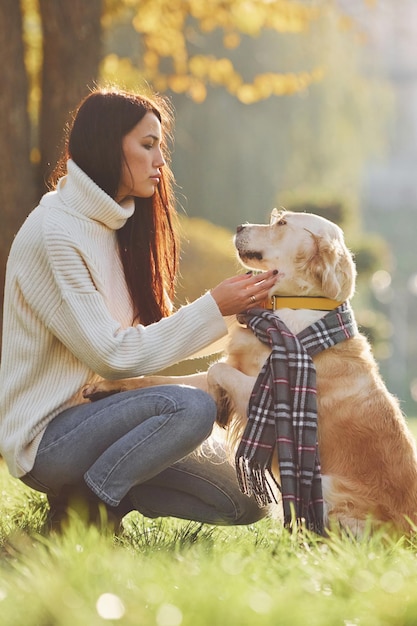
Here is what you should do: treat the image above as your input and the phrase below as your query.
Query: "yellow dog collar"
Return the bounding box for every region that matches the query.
[261,296,344,311]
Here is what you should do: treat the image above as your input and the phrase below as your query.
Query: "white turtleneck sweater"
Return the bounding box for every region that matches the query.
[0,160,229,478]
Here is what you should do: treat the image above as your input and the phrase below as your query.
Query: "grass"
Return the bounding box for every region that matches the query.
[1,421,417,625]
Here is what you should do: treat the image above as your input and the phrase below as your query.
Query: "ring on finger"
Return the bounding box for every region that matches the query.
[250,295,257,303]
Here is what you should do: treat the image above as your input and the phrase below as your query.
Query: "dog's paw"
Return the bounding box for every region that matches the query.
[82,382,123,402]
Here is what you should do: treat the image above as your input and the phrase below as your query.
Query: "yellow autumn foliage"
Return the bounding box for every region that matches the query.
[105,0,325,103]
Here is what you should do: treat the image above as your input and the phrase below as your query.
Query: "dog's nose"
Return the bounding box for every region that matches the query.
[236,224,244,233]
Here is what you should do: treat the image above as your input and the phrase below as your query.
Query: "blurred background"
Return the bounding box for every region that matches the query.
[1,0,416,413]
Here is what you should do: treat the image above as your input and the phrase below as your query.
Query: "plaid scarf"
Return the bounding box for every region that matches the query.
[235,302,358,534]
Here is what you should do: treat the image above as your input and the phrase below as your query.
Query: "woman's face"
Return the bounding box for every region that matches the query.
[116,112,165,202]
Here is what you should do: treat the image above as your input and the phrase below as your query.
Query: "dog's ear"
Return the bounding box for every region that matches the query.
[306,232,356,300]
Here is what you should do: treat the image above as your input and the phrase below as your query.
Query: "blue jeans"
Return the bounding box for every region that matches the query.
[21,386,266,525]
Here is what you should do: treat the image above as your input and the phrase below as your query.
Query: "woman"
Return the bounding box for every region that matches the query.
[0,88,278,531]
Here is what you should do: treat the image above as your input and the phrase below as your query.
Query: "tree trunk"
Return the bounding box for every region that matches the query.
[0,0,35,307]
[38,0,103,195]
[0,0,103,347]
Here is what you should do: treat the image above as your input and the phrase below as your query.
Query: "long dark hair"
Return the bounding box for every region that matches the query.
[49,88,179,325]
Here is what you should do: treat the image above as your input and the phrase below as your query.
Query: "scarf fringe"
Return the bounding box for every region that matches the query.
[283,511,326,536]
[236,457,280,508]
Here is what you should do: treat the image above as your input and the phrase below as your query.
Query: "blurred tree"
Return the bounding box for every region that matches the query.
[0,0,102,320]
[0,0,345,337]
[38,0,102,186]
[168,11,392,231]
[0,0,34,304]
[0,0,374,343]
[102,0,324,104]
[276,8,393,199]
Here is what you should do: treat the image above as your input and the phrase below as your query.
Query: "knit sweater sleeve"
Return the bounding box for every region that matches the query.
[50,291,227,379]
[17,208,228,379]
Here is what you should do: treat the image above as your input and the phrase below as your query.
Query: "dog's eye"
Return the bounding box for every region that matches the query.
[276,218,287,226]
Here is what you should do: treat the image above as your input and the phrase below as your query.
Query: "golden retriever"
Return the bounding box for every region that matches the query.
[84,210,417,535]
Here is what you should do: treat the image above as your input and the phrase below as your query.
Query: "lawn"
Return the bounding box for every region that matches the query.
[1,421,417,626]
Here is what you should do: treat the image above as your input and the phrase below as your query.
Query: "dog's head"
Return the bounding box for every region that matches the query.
[234,209,356,301]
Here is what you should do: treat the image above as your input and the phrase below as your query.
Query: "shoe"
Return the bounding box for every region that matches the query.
[46,482,133,534]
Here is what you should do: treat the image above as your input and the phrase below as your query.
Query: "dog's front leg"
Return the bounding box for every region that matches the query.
[207,362,255,429]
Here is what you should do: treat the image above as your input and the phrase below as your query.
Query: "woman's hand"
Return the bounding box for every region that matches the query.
[210,270,279,316]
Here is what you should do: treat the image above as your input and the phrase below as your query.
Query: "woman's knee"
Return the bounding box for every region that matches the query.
[175,386,217,439]
[182,386,216,414]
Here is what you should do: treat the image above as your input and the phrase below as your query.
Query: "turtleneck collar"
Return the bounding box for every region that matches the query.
[56,159,135,230]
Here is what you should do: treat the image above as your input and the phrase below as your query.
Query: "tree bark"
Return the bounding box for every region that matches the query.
[0,0,35,305]
[0,0,103,345]
[38,0,103,194]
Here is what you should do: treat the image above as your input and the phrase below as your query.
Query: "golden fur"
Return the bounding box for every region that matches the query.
[84,210,417,535]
